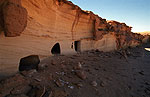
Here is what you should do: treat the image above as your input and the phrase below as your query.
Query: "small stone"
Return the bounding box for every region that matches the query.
[60,64,66,69]
[68,85,74,89]
[29,69,37,74]
[138,71,144,75]
[34,78,42,82]
[100,82,105,87]
[74,62,82,70]
[38,63,48,70]
[51,60,56,65]
[21,69,37,77]
[55,80,64,87]
[91,81,98,87]
[76,70,87,80]
[76,83,83,88]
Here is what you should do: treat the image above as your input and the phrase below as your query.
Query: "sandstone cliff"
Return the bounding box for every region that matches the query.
[0,0,149,77]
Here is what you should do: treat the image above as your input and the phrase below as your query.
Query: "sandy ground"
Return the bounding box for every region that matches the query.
[0,43,150,97]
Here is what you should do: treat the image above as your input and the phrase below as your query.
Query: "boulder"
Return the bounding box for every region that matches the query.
[2,1,27,37]
[19,55,40,71]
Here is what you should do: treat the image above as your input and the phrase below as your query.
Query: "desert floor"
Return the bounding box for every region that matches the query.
[0,43,150,97]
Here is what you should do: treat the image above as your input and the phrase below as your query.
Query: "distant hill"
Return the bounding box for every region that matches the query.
[135,31,150,35]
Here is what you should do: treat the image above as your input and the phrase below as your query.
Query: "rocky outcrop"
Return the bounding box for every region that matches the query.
[93,15,110,40]
[107,21,132,33]
[0,0,145,43]
[0,0,27,37]
[92,18,143,49]
[142,35,150,43]
[106,21,141,49]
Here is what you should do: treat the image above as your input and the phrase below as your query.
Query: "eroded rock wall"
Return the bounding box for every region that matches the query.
[20,0,95,40]
[0,0,145,45]
[0,0,148,77]
[107,21,143,49]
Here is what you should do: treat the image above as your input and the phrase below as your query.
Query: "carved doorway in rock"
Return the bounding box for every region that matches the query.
[74,41,81,52]
[51,43,61,54]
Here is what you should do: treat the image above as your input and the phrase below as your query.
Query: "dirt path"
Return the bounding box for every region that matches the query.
[0,43,150,97]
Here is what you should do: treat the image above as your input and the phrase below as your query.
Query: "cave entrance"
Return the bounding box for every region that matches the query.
[51,43,61,54]
[74,41,81,52]
[19,55,40,71]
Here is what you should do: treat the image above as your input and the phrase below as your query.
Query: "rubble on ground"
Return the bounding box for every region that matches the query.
[0,43,150,97]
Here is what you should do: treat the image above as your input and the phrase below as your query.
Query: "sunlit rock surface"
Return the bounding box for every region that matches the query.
[0,0,149,77]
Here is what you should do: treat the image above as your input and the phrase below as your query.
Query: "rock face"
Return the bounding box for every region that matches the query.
[0,0,27,37]
[0,0,149,77]
[93,15,110,40]
[107,21,142,49]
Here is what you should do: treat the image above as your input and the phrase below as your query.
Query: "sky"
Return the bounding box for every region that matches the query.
[69,0,150,32]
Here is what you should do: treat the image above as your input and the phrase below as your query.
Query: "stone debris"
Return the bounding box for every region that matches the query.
[75,70,87,80]
[21,69,37,77]
[75,83,83,88]
[55,79,64,87]
[139,71,144,75]
[34,78,42,82]
[55,72,65,76]
[68,85,74,89]
[0,74,29,97]
[100,82,105,87]
[0,42,150,97]
[38,63,48,70]
[74,62,82,70]
[91,81,98,87]
[51,60,57,65]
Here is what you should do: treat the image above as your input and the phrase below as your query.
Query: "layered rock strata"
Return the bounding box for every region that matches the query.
[0,0,149,77]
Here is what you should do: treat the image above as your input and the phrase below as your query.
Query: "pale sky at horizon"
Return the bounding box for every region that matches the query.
[69,0,150,32]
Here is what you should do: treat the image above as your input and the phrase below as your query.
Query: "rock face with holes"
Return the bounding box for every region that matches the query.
[0,0,148,78]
